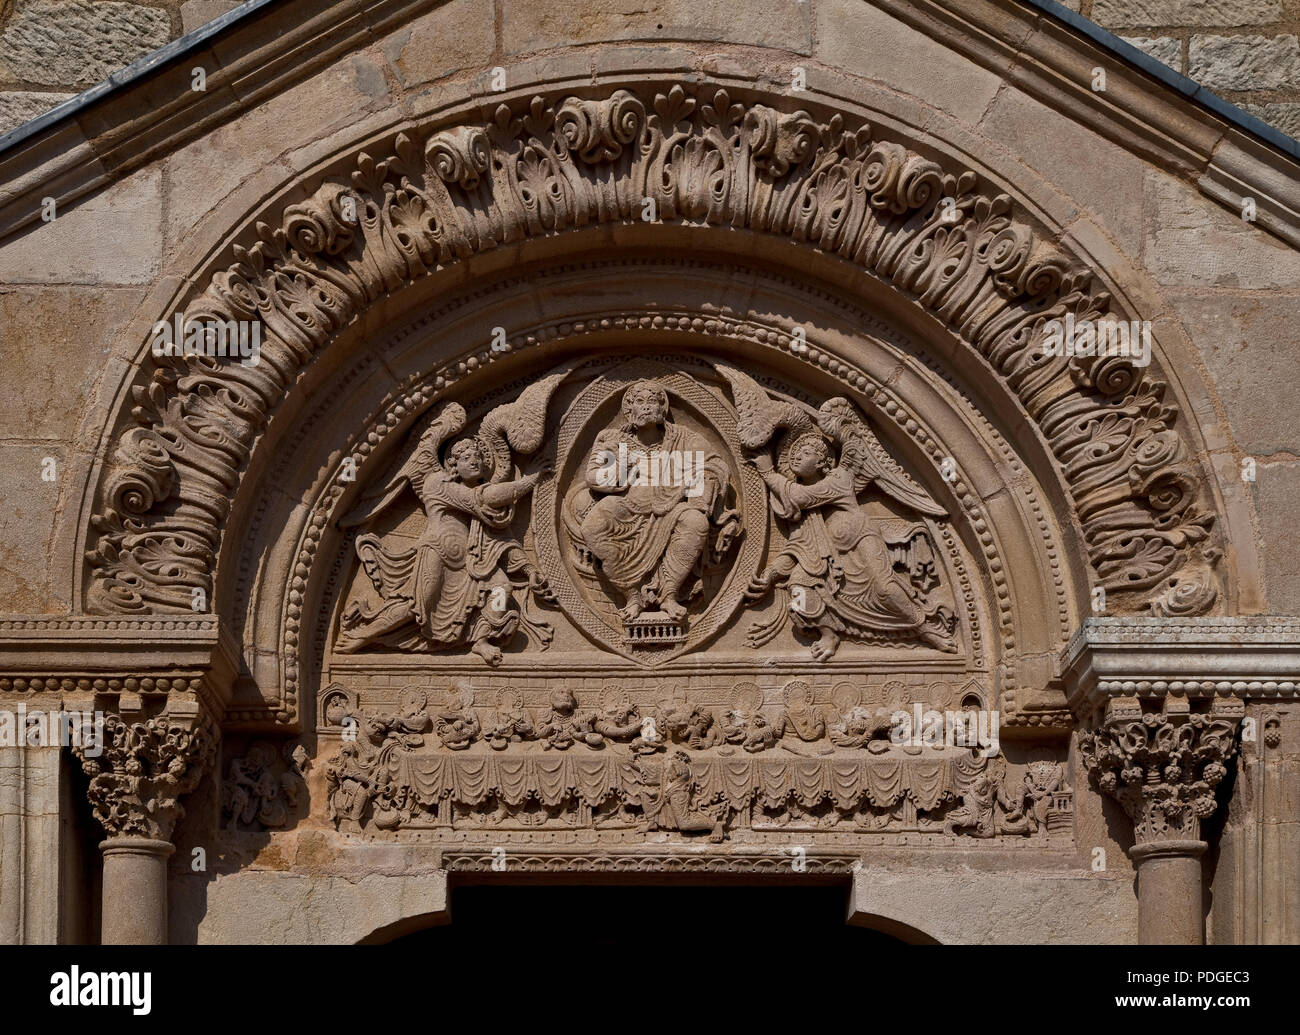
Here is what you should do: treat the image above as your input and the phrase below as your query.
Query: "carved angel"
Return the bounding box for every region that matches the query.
[335,371,567,665]
[719,366,957,661]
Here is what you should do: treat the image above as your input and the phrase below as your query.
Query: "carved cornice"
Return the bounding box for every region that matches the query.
[1062,616,1300,713]
[73,703,216,841]
[85,82,1221,624]
[0,614,240,711]
[1079,694,1242,846]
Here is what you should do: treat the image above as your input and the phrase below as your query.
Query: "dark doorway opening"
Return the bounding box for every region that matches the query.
[388,883,909,949]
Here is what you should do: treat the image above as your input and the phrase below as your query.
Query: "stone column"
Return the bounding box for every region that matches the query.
[1080,694,1241,945]
[0,741,65,943]
[75,709,212,945]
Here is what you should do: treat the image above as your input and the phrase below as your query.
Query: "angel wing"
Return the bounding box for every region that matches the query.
[717,363,818,472]
[475,367,571,482]
[338,402,467,527]
[816,397,946,517]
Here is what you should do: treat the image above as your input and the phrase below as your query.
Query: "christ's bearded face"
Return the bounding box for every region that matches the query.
[623,382,668,429]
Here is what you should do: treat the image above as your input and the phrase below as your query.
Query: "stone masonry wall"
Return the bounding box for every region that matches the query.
[0,0,239,133]
[1079,0,1300,138]
[3,2,1300,139]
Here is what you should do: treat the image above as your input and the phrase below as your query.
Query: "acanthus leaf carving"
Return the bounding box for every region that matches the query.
[1079,695,1242,844]
[75,712,214,841]
[85,83,1221,621]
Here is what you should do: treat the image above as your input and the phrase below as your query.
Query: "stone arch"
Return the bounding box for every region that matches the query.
[845,912,943,946]
[220,251,1074,728]
[75,74,1236,652]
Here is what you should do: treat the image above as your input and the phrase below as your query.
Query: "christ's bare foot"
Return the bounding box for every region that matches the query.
[659,597,686,621]
[810,628,840,661]
[473,639,503,666]
[618,592,645,622]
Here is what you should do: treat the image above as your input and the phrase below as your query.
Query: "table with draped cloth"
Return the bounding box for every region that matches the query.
[383,747,981,814]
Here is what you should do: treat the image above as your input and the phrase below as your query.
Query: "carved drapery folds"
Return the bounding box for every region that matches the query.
[85,82,1221,620]
[75,712,214,841]
[1079,695,1242,844]
[319,680,1073,844]
[331,360,959,665]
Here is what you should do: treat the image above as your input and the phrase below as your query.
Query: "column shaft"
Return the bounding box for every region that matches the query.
[99,837,173,945]
[1131,840,1206,945]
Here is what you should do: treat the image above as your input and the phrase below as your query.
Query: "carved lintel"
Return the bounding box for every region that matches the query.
[74,704,216,843]
[1079,694,1243,846]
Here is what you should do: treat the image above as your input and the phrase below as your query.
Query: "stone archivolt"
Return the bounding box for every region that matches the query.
[85,82,1221,627]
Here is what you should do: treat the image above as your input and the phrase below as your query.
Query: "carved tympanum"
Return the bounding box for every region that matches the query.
[331,357,965,665]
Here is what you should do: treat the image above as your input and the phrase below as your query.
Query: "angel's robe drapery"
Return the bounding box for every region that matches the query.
[355,472,520,645]
[766,465,932,636]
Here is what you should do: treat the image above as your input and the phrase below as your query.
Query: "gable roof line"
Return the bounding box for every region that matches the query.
[1,0,1296,162]
[0,0,278,156]
[0,0,1294,248]
[1024,0,1300,163]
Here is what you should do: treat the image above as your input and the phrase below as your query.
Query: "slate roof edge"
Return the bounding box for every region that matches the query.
[1021,0,1300,162]
[0,0,280,155]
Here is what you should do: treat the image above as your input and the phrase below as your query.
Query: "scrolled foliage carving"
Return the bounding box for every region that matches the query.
[74,713,214,840]
[85,83,1221,616]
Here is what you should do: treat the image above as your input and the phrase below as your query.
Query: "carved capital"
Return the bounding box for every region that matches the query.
[74,709,215,842]
[1079,695,1242,845]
